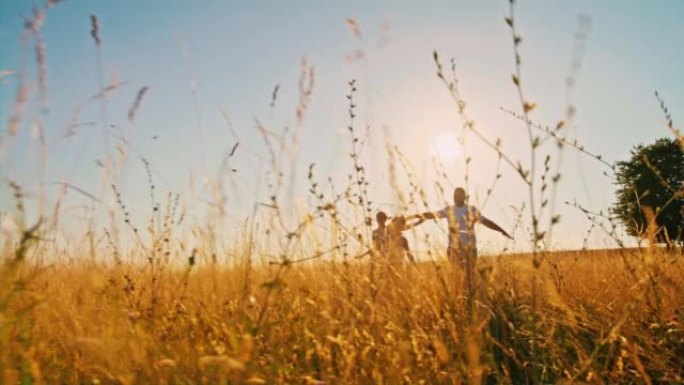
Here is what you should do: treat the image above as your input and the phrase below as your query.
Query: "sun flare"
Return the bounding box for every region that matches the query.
[431,132,463,162]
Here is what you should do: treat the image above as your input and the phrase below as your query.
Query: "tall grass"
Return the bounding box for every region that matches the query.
[1,1,683,384]
[1,250,682,383]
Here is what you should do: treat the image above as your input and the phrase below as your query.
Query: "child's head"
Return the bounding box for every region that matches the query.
[376,211,388,226]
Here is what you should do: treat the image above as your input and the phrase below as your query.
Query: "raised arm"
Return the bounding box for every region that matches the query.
[408,211,439,221]
[480,216,513,239]
[403,216,426,230]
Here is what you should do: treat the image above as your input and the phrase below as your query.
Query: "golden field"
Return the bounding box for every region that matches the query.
[2,2,683,384]
[1,246,682,384]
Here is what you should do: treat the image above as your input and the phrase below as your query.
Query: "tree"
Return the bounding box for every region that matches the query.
[613,137,684,245]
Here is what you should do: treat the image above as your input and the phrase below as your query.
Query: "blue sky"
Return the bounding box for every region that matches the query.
[1,1,683,254]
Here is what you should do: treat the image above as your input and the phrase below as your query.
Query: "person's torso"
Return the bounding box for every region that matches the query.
[386,232,407,261]
[372,228,388,252]
[445,205,478,249]
[373,228,408,263]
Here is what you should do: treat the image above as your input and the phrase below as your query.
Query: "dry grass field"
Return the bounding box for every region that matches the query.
[2,2,684,384]
[1,246,682,384]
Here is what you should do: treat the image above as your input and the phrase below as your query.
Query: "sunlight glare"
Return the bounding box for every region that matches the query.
[431,132,462,162]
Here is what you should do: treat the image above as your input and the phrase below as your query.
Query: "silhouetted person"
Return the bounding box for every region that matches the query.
[372,211,417,264]
[372,211,389,256]
[409,187,511,266]
[386,215,416,264]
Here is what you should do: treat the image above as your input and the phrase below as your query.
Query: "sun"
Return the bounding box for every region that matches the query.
[431,132,463,162]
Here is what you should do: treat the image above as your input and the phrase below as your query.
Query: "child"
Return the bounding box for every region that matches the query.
[385,215,421,264]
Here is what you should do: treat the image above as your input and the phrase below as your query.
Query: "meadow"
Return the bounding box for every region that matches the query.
[1,246,683,384]
[2,1,684,384]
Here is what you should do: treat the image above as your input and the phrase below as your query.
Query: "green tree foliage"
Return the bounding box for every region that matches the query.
[613,137,684,244]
